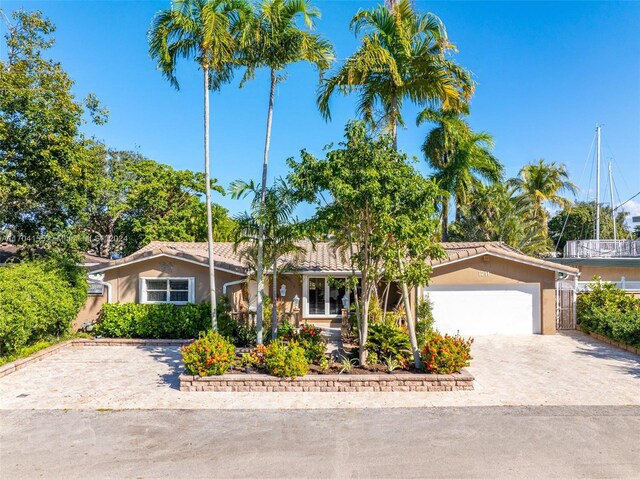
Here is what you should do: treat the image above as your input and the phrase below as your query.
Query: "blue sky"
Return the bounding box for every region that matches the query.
[3,0,640,221]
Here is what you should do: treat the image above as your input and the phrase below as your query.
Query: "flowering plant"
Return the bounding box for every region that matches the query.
[181,331,236,376]
[422,332,473,374]
[296,324,327,364]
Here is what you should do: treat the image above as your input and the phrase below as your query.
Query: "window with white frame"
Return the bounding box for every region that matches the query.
[140,277,194,304]
[304,276,349,317]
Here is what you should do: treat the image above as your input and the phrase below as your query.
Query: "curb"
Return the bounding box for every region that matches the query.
[577,326,640,356]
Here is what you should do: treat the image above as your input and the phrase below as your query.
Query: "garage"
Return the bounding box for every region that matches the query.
[425,284,541,335]
[422,242,579,336]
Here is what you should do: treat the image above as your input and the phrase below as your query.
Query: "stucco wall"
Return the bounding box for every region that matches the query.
[578,265,640,282]
[75,257,246,328]
[426,255,558,335]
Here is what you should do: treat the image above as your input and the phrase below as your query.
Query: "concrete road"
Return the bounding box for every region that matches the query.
[2,406,639,479]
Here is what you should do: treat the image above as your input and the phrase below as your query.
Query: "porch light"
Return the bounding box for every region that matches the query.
[293,294,300,309]
[280,284,287,297]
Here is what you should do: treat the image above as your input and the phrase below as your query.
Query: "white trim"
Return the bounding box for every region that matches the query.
[432,251,579,275]
[87,279,112,303]
[222,278,246,296]
[90,253,245,276]
[302,274,350,319]
[139,276,195,305]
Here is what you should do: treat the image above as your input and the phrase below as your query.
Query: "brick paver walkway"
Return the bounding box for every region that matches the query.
[0,331,638,409]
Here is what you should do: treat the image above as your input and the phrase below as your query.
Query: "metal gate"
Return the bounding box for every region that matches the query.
[556,279,577,330]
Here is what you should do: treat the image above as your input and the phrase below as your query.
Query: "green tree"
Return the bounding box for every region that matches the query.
[317,0,473,148]
[548,201,631,253]
[448,183,550,255]
[0,10,107,246]
[80,149,234,257]
[239,0,333,345]
[148,0,249,330]
[509,159,578,228]
[287,122,442,366]
[419,108,503,239]
[230,178,303,339]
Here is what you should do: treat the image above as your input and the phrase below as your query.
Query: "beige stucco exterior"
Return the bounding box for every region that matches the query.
[425,254,558,335]
[77,250,570,335]
[577,265,640,282]
[75,257,245,329]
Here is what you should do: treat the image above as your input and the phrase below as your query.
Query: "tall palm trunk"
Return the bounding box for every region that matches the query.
[203,67,217,331]
[272,264,278,339]
[391,90,399,150]
[441,197,449,241]
[255,68,277,345]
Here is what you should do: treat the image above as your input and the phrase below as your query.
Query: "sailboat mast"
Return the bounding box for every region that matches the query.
[609,162,617,241]
[595,125,601,240]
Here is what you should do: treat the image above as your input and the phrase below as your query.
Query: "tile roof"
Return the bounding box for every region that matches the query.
[88,240,578,275]
[433,242,579,274]
[88,241,246,274]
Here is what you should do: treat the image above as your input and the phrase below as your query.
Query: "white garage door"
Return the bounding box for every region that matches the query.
[424,284,541,335]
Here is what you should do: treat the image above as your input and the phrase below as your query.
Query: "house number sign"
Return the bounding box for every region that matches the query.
[478,271,490,277]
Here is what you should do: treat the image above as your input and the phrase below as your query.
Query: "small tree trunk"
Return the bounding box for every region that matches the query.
[271,265,278,340]
[398,250,421,370]
[382,282,390,317]
[204,66,217,331]
[255,69,276,344]
[359,287,369,365]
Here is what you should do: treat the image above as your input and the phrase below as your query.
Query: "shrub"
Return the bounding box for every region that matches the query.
[295,324,327,364]
[264,341,309,378]
[366,350,379,365]
[578,278,640,347]
[95,299,254,342]
[0,257,87,355]
[422,332,473,374]
[97,303,211,339]
[235,323,257,347]
[181,331,236,376]
[250,344,267,368]
[415,299,436,350]
[366,322,411,366]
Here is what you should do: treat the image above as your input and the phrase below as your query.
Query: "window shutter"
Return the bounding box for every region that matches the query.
[302,276,308,317]
[139,278,146,304]
[188,277,195,303]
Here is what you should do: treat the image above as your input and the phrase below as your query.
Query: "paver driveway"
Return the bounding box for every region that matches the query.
[0,331,638,409]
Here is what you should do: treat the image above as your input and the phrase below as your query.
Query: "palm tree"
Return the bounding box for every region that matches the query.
[230,178,303,341]
[317,0,474,149]
[449,183,550,255]
[419,108,503,239]
[509,159,578,225]
[239,0,333,344]
[148,0,249,330]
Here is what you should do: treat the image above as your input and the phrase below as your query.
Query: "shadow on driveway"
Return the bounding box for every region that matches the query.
[561,331,640,379]
[141,346,184,390]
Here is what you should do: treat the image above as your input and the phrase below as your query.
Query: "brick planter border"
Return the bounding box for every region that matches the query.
[577,327,640,356]
[0,338,193,379]
[179,369,474,392]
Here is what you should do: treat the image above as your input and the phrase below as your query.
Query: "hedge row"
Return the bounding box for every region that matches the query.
[578,279,640,348]
[0,257,87,356]
[96,300,256,346]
